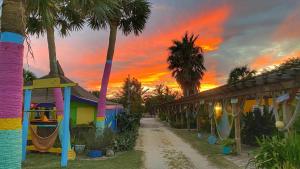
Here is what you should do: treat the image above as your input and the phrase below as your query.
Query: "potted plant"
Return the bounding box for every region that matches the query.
[220,138,235,155]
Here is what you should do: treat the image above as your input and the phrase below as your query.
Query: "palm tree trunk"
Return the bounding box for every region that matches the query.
[96,23,118,135]
[0,0,25,168]
[46,26,64,118]
[46,26,59,76]
[46,26,70,150]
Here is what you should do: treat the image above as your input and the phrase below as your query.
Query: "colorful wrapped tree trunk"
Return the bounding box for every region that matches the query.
[96,60,112,135]
[54,88,73,160]
[0,32,24,168]
[54,88,64,140]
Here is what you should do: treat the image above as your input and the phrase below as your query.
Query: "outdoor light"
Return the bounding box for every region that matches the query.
[214,103,222,119]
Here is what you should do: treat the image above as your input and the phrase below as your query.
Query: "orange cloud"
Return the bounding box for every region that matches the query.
[250,51,300,71]
[273,5,300,41]
[79,5,231,95]
[27,5,231,96]
[250,54,275,70]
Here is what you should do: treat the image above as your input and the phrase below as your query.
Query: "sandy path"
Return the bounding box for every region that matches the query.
[135,118,218,169]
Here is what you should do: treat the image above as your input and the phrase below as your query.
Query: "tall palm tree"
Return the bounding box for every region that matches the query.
[86,0,151,134]
[167,32,206,97]
[26,0,85,76]
[0,0,26,168]
[26,0,85,147]
[227,65,256,84]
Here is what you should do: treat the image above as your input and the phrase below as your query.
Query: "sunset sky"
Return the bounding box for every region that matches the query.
[25,0,300,96]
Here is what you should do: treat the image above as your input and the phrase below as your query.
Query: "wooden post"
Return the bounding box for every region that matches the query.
[232,98,242,154]
[186,104,190,130]
[209,102,215,135]
[175,106,179,124]
[180,104,184,128]
[195,103,199,131]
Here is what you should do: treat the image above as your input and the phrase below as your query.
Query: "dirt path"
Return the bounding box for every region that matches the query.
[135,118,218,169]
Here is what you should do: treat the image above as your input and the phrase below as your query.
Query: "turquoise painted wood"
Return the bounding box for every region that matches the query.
[0,32,24,44]
[22,89,32,161]
[61,87,71,167]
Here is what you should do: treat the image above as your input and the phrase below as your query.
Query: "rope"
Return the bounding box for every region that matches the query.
[214,100,234,140]
[0,43,23,119]
[29,124,59,152]
[272,89,300,131]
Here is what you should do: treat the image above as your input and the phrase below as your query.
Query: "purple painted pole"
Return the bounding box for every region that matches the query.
[96,60,112,134]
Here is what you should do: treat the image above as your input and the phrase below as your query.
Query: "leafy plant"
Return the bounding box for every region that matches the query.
[113,131,138,152]
[117,111,140,133]
[254,135,300,169]
[113,111,141,152]
[241,107,276,146]
[86,128,115,151]
[254,136,286,168]
[220,138,235,147]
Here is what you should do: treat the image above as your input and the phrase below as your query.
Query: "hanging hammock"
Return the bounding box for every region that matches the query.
[214,100,234,140]
[272,89,300,131]
[29,124,59,152]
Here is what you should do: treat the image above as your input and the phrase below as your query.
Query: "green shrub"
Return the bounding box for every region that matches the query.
[220,138,235,147]
[113,131,138,152]
[71,125,94,145]
[117,112,140,132]
[241,108,276,146]
[170,121,183,128]
[86,128,115,151]
[113,111,140,152]
[254,135,300,169]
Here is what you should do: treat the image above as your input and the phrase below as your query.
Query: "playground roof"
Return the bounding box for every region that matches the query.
[26,61,120,106]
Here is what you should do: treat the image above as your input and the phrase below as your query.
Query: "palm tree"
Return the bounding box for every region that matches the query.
[25,0,85,146]
[26,0,85,76]
[23,69,37,84]
[0,0,26,168]
[167,32,206,97]
[86,0,151,134]
[227,65,256,84]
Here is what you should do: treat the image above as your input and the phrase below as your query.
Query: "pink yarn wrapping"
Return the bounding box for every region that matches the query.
[0,42,24,118]
[53,88,64,116]
[97,61,112,117]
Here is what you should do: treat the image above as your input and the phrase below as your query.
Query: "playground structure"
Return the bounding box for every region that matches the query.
[27,63,123,129]
[22,77,76,167]
[155,63,300,154]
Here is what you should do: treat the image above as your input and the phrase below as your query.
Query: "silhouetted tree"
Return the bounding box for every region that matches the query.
[167,32,206,96]
[227,65,256,84]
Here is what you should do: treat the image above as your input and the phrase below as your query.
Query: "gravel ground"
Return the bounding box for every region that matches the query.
[136,118,219,169]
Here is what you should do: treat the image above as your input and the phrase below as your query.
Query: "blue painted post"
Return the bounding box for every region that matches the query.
[61,87,71,167]
[22,89,32,161]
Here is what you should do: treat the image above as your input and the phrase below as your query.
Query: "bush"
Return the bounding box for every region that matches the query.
[170,121,183,128]
[254,135,300,169]
[71,125,94,145]
[117,112,140,132]
[113,111,140,152]
[113,131,138,152]
[241,108,276,146]
[86,128,115,151]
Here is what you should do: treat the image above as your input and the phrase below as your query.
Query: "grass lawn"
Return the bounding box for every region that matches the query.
[171,129,240,169]
[22,150,143,169]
